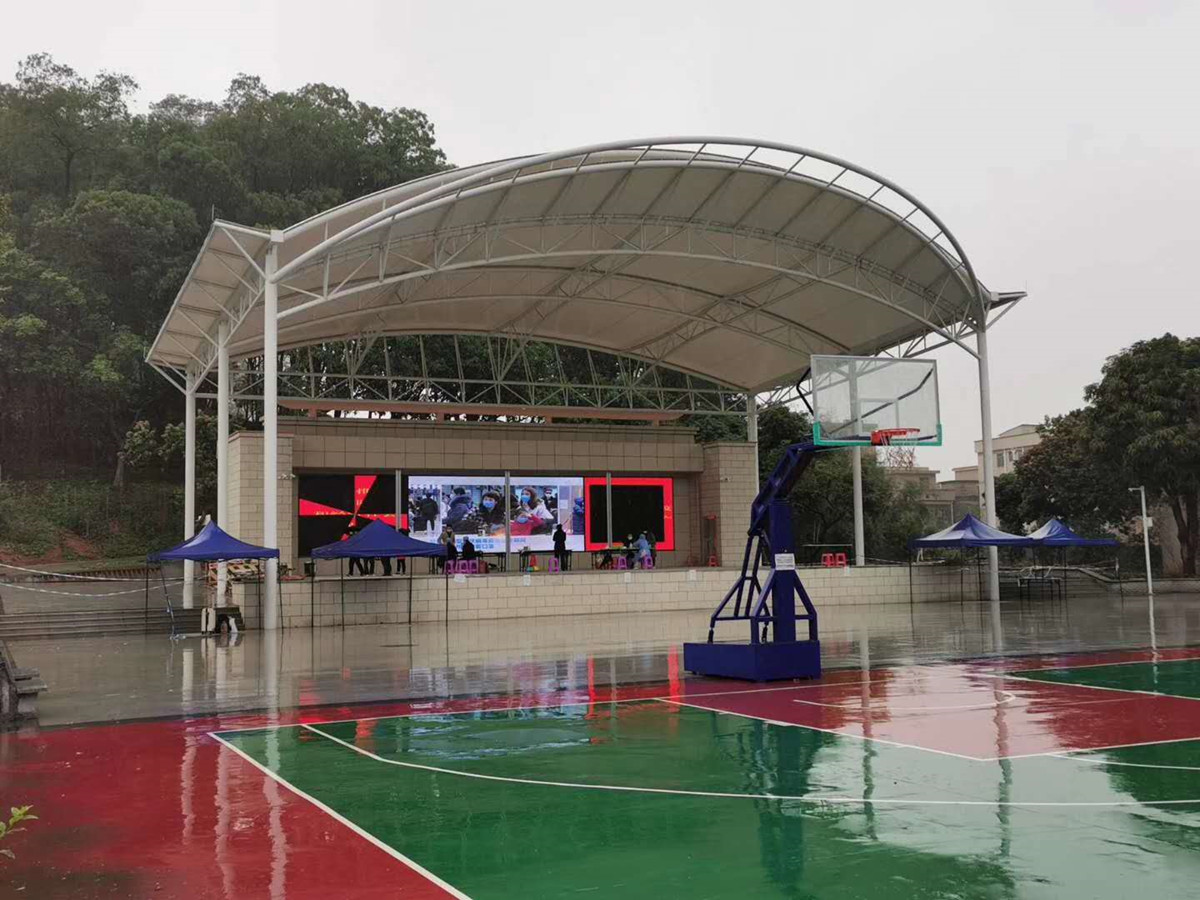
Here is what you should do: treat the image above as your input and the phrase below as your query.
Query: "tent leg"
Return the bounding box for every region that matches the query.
[340,561,345,627]
[408,561,413,625]
[311,562,315,628]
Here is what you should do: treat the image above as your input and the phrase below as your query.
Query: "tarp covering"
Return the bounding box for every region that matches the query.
[909,514,1036,549]
[148,520,280,562]
[1028,518,1119,547]
[311,519,447,559]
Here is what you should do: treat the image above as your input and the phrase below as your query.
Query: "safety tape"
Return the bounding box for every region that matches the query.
[0,561,156,582]
[0,580,183,598]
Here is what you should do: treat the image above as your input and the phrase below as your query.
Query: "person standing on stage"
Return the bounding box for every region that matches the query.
[552,524,569,571]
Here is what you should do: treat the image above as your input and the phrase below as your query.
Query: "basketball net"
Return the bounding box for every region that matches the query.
[871,428,919,469]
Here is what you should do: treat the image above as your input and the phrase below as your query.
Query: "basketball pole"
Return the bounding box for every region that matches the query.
[976,324,1001,603]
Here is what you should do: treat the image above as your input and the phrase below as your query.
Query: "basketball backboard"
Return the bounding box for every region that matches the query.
[810,355,941,447]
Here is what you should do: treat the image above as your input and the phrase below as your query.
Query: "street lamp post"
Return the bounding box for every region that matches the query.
[1129,486,1154,599]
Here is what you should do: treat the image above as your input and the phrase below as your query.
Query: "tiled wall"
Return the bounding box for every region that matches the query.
[698,442,759,567]
[232,564,969,629]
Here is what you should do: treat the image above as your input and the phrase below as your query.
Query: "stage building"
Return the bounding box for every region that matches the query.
[224,417,757,576]
[146,137,1025,627]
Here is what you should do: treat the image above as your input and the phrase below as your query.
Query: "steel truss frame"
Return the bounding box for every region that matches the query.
[165,334,748,418]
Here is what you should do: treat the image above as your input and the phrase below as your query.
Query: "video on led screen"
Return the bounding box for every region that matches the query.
[407,475,585,553]
[297,473,398,556]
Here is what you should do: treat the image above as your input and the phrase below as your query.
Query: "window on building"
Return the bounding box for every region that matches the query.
[995,451,1005,469]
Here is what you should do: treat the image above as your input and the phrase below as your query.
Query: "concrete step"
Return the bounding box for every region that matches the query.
[0,606,233,640]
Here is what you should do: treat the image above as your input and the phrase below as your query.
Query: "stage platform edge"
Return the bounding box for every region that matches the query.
[683,639,821,682]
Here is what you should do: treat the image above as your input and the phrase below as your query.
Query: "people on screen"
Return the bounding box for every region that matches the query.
[477,490,506,535]
[445,486,476,533]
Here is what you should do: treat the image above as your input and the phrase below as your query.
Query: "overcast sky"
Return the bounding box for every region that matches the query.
[5,1,1198,473]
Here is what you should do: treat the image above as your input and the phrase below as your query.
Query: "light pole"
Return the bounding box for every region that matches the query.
[1129,486,1154,599]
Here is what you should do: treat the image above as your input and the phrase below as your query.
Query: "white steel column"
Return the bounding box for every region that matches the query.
[263,240,280,630]
[977,325,1001,602]
[504,472,512,570]
[852,449,865,566]
[183,377,197,609]
[744,396,753,494]
[216,321,230,609]
[849,372,865,567]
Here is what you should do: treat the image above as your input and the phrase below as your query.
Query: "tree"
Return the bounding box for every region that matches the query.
[1085,335,1200,574]
[0,54,136,198]
[1009,410,1134,538]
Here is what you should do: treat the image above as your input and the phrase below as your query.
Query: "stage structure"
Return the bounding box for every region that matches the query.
[146,137,1024,627]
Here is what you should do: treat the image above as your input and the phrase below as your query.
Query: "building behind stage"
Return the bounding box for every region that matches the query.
[223,418,758,574]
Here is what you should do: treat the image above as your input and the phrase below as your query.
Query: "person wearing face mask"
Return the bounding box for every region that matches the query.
[477,489,505,534]
[515,487,555,535]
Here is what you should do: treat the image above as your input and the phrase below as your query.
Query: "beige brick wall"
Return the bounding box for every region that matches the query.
[225,432,294,570]
[698,442,759,567]
[232,564,969,629]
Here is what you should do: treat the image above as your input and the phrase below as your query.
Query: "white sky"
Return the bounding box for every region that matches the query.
[5,0,1199,473]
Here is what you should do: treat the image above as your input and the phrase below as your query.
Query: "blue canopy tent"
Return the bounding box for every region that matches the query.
[310,520,447,624]
[1026,518,1120,601]
[908,514,1035,603]
[146,521,278,634]
[909,514,1036,550]
[1028,518,1119,548]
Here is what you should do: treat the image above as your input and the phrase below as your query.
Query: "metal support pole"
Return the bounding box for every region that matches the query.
[605,472,613,549]
[504,471,512,571]
[976,325,1001,602]
[745,393,758,444]
[263,240,280,630]
[849,372,865,567]
[1131,486,1154,598]
[183,377,197,609]
[852,449,865,567]
[216,321,230,612]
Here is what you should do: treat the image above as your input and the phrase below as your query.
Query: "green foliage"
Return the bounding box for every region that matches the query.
[0,479,181,558]
[0,53,450,488]
[0,805,37,861]
[1006,334,1199,574]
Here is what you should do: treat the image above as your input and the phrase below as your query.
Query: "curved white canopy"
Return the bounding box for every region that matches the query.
[149,137,998,393]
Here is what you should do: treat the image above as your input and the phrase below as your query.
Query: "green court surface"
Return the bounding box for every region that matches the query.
[216,698,1200,899]
[1013,657,1200,699]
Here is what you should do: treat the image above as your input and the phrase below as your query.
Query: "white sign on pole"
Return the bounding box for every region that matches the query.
[774,553,796,571]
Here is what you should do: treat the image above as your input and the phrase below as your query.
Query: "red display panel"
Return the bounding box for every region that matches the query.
[583,477,675,551]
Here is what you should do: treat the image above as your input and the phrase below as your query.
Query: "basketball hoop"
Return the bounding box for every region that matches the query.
[870,427,920,446]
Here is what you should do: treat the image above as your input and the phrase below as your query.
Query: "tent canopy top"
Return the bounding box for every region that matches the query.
[1028,518,1120,547]
[311,519,447,559]
[909,514,1035,550]
[148,521,280,562]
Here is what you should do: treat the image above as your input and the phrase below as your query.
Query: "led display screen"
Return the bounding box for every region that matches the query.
[297,473,398,556]
[584,477,674,551]
[406,475,585,553]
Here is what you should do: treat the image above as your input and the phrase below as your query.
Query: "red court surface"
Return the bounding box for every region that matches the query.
[5,646,1200,898]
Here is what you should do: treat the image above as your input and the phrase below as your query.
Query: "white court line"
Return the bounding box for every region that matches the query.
[211,671,952,735]
[295,722,1200,808]
[208,732,474,899]
[991,672,1200,702]
[998,734,1200,762]
[656,698,986,762]
[792,691,1019,713]
[1004,653,1200,675]
[1050,753,1200,772]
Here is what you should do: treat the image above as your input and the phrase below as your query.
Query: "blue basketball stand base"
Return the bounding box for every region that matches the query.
[688,443,826,683]
[683,639,821,682]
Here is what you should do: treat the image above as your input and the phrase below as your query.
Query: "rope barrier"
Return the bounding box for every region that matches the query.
[0,561,155,582]
[0,580,182,598]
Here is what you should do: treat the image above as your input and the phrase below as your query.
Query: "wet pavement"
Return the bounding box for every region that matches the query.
[9,591,1196,727]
